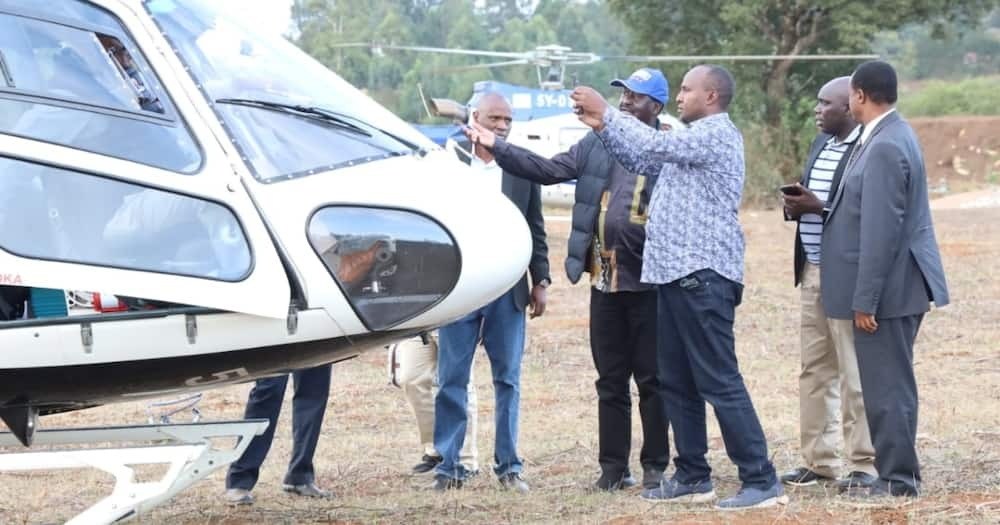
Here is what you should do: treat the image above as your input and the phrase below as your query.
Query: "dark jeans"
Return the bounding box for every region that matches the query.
[226,363,332,490]
[656,269,776,489]
[590,288,669,478]
[854,313,924,496]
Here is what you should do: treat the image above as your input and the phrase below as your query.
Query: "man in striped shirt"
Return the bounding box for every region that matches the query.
[781,77,876,492]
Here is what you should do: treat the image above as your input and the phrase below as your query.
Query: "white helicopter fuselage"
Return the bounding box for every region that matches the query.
[0,0,530,423]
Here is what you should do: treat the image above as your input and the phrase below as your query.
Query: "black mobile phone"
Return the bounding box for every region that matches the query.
[779,184,802,196]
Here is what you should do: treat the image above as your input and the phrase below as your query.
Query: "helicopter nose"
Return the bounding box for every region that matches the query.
[385,151,531,329]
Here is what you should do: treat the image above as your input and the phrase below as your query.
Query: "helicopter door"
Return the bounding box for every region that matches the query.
[0,0,290,319]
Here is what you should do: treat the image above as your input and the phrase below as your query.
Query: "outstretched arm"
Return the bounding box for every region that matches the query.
[465,122,581,185]
[570,86,717,178]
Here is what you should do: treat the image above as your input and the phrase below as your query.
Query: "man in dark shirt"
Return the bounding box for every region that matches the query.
[464,68,671,491]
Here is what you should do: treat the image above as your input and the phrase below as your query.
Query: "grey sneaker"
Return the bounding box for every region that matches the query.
[640,478,716,503]
[224,488,253,505]
[498,472,530,493]
[716,482,788,510]
[282,482,334,498]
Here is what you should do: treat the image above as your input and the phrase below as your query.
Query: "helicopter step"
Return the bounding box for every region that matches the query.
[0,419,268,525]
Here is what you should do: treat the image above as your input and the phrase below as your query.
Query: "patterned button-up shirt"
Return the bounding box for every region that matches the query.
[597,108,746,284]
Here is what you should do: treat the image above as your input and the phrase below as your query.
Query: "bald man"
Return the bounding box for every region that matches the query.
[429,93,550,493]
[781,77,876,491]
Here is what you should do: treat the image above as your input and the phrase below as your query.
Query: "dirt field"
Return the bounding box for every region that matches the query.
[2,201,998,525]
[911,116,1000,196]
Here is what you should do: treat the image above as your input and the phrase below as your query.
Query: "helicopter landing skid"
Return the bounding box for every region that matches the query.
[0,419,268,525]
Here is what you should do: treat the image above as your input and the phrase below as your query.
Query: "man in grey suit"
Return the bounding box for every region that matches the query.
[821,60,950,497]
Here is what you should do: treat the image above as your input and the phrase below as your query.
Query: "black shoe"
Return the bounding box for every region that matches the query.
[847,479,918,498]
[412,454,443,475]
[836,471,877,492]
[498,472,530,493]
[593,471,637,491]
[427,475,463,491]
[281,482,334,498]
[641,468,665,489]
[779,467,834,486]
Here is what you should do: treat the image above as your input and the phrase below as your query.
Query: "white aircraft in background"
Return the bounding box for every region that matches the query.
[0,0,529,521]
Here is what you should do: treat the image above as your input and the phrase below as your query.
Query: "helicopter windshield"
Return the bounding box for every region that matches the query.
[144,0,435,182]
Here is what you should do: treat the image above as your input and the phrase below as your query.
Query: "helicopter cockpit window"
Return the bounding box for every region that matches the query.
[145,0,436,182]
[0,156,252,281]
[0,1,202,173]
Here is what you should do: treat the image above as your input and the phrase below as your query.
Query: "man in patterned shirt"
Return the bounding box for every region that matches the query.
[571,65,785,509]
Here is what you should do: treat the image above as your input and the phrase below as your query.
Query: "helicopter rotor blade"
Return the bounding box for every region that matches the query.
[432,59,532,73]
[599,53,880,62]
[331,43,528,60]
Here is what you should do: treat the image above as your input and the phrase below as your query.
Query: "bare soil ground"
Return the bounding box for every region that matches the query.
[2,204,998,524]
[911,116,1000,196]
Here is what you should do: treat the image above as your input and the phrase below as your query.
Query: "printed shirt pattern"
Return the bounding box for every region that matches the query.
[597,108,746,284]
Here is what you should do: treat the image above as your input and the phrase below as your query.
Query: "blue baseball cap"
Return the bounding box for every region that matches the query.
[610,68,669,105]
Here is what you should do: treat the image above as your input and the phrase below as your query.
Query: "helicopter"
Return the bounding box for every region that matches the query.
[341,43,878,206]
[0,0,530,521]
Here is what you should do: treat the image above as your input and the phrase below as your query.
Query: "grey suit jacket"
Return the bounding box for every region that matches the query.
[821,111,950,320]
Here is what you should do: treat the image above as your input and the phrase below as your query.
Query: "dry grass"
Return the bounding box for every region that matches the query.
[2,207,999,525]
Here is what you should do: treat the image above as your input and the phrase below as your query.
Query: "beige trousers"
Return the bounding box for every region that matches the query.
[799,262,877,478]
[394,334,479,472]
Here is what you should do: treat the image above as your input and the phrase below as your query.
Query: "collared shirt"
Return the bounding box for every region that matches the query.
[597,108,746,285]
[800,126,861,264]
[860,108,895,145]
[469,151,503,191]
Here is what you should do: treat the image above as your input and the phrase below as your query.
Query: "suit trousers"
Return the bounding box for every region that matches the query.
[226,363,332,490]
[394,334,479,471]
[798,262,876,477]
[656,270,777,489]
[854,313,924,495]
[589,288,669,478]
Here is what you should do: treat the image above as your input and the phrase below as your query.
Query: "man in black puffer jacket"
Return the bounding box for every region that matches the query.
[464,68,672,492]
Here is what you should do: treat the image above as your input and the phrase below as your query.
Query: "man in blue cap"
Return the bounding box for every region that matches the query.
[464,68,671,492]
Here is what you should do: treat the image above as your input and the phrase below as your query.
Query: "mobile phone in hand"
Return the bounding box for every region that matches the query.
[779,184,802,196]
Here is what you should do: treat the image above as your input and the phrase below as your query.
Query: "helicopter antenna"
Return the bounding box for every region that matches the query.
[416,82,433,120]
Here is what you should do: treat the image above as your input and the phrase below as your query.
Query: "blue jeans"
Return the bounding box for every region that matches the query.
[226,363,332,490]
[434,288,525,480]
[656,269,777,489]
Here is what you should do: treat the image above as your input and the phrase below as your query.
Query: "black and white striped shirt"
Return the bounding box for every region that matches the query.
[800,126,861,264]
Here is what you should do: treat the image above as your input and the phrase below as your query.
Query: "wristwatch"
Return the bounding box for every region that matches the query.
[537,278,551,289]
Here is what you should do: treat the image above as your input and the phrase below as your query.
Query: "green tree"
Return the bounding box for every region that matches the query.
[608,0,999,129]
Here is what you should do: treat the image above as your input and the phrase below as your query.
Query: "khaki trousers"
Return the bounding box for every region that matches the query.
[394,334,479,472]
[799,262,876,477]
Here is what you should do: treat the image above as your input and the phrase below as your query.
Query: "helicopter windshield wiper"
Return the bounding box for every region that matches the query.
[214,98,372,137]
[304,106,427,155]
[0,50,15,88]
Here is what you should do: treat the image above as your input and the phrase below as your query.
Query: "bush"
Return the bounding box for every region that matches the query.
[899,76,1000,117]
[742,123,802,209]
